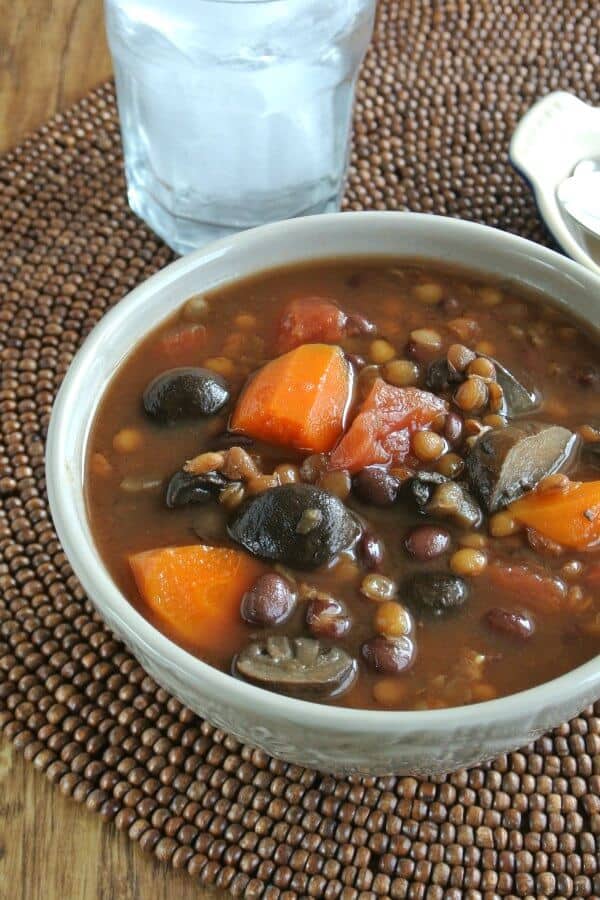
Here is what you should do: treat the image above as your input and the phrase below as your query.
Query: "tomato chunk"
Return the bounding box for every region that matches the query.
[487,562,566,613]
[329,378,447,473]
[159,324,207,362]
[231,343,352,453]
[277,297,348,353]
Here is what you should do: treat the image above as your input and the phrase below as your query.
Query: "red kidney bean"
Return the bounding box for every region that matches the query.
[306,597,351,639]
[485,607,534,640]
[361,635,416,674]
[346,353,367,370]
[346,312,376,335]
[443,412,464,447]
[353,467,400,506]
[240,574,296,626]
[404,525,451,561]
[359,529,384,570]
[441,296,461,316]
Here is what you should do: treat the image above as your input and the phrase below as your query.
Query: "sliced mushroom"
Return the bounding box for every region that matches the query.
[481,356,540,416]
[425,481,482,529]
[404,572,470,616]
[234,636,357,699]
[166,469,230,508]
[228,484,360,569]
[398,471,449,514]
[582,441,600,468]
[465,421,578,513]
[143,367,229,423]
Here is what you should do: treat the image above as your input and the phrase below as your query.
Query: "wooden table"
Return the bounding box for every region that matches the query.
[0,2,221,896]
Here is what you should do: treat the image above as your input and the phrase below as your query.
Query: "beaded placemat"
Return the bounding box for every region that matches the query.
[1,2,599,897]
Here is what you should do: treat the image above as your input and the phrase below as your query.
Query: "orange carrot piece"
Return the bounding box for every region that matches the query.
[231,343,351,452]
[509,480,600,551]
[129,545,264,655]
[487,562,566,613]
[277,297,347,353]
[329,378,447,473]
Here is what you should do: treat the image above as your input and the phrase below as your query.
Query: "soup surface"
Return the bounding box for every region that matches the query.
[87,259,600,710]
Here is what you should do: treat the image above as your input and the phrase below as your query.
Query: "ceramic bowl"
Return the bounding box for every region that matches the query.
[46,212,600,775]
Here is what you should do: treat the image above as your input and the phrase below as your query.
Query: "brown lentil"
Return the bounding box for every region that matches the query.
[360,574,397,602]
[435,452,464,478]
[447,343,476,372]
[411,429,446,462]
[113,428,144,454]
[369,338,396,364]
[384,358,420,386]
[450,548,488,577]
[374,601,413,638]
[454,377,489,412]
[414,282,444,304]
[409,328,442,351]
[317,469,352,500]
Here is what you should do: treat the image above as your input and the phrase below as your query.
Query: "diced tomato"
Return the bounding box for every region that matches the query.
[158,324,207,362]
[277,297,348,353]
[329,378,447,473]
[584,563,600,589]
[487,562,566,613]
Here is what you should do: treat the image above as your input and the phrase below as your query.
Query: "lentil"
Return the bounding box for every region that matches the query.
[384,358,420,386]
[408,328,442,351]
[454,377,488,412]
[369,339,396,364]
[414,282,444,305]
[373,601,413,638]
[360,574,397,602]
[113,428,143,454]
[450,548,488,577]
[411,429,446,462]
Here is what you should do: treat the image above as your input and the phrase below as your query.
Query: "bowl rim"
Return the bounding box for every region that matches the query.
[46,211,600,734]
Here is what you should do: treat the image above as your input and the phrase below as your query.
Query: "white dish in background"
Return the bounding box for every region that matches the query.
[46,212,600,776]
[510,91,600,276]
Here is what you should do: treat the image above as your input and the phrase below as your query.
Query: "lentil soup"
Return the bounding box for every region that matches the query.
[86,259,600,710]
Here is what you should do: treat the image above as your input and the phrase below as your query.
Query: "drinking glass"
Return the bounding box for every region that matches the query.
[104,0,377,254]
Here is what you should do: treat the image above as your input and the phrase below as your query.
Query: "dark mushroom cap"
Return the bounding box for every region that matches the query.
[228,483,360,569]
[143,367,229,423]
[165,469,229,508]
[404,572,470,616]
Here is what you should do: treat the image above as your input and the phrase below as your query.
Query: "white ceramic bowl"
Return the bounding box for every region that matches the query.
[46,212,600,776]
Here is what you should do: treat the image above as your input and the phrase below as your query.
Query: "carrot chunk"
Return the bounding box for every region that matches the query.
[129,545,264,655]
[509,480,600,551]
[329,378,447,473]
[277,297,347,353]
[231,343,351,453]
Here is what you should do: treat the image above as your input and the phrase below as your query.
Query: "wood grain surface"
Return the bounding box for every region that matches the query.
[0,740,223,899]
[0,2,222,897]
[0,0,112,154]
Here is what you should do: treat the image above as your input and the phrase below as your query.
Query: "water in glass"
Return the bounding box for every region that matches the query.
[105,0,376,254]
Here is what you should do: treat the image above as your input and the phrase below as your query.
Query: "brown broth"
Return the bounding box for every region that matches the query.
[86,258,600,710]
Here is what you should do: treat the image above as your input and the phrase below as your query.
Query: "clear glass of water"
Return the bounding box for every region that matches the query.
[104,0,377,254]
